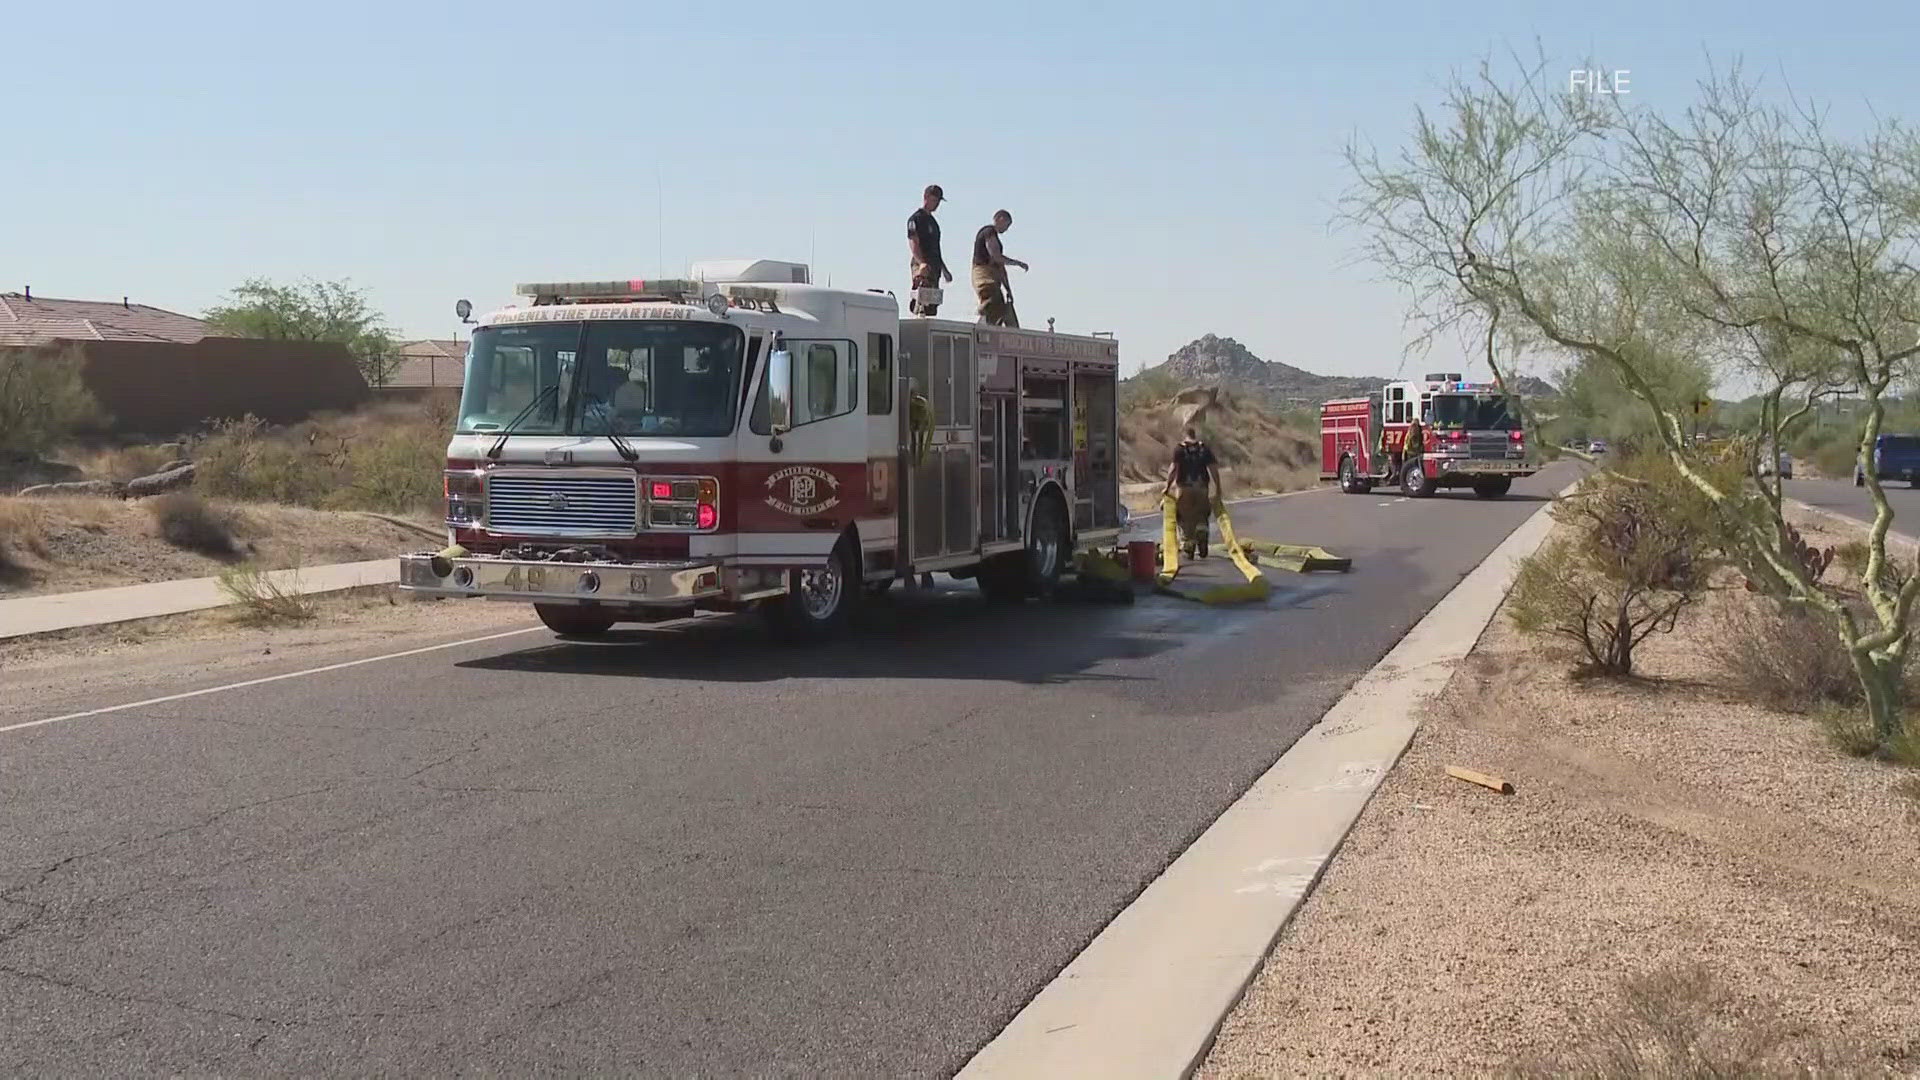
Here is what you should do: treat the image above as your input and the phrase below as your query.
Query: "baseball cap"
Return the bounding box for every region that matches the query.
[924,184,945,201]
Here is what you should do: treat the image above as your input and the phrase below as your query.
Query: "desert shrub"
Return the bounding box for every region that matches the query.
[1817,703,1920,767]
[1508,965,1870,1078]
[193,415,335,505]
[192,407,444,514]
[1705,598,1863,711]
[1509,453,1718,675]
[328,424,445,512]
[0,346,102,458]
[217,565,316,625]
[147,492,235,557]
[1811,437,1859,480]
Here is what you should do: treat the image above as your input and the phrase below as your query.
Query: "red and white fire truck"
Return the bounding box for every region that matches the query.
[397,260,1123,640]
[1319,373,1535,498]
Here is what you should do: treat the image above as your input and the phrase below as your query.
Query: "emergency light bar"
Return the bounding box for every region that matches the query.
[720,283,781,313]
[514,279,707,304]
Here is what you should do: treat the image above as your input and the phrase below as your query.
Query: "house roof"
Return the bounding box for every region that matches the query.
[383,339,467,388]
[0,292,211,348]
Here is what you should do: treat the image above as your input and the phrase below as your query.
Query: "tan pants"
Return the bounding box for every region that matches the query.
[910,260,942,315]
[1174,485,1211,556]
[972,265,1018,327]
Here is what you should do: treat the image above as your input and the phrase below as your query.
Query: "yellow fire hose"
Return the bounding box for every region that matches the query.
[1156,495,1271,604]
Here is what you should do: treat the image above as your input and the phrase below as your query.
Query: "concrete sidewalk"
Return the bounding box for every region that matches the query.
[0,560,398,642]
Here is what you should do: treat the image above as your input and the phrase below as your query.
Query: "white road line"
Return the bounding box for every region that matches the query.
[1,626,543,737]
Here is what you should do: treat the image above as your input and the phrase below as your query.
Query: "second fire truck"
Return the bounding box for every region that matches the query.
[1320,373,1535,498]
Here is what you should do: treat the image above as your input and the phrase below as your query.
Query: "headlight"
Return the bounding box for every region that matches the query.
[444,469,485,526]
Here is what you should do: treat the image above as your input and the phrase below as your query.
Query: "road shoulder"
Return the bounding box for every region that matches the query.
[1197,501,1920,1075]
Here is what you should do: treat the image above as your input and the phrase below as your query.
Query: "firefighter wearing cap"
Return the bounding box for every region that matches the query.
[907,184,951,316]
[1163,427,1222,559]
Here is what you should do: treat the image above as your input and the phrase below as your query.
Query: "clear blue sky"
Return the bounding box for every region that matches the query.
[9,0,1915,379]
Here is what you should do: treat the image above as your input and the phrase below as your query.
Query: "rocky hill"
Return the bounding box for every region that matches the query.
[1133,334,1554,406]
[1118,386,1320,506]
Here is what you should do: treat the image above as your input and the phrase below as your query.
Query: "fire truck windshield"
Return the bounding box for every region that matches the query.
[458,320,746,438]
[1427,393,1518,431]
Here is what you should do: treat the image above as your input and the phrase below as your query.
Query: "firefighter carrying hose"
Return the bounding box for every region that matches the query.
[1162,426,1222,559]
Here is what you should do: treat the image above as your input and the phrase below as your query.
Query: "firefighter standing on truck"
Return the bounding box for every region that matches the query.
[907,184,951,315]
[1163,426,1222,559]
[972,210,1028,327]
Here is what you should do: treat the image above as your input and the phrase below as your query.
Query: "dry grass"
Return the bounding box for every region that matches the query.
[216,565,317,626]
[192,401,450,514]
[0,495,433,598]
[1703,597,1864,712]
[0,497,49,574]
[65,442,182,482]
[146,492,236,558]
[1508,966,1871,1079]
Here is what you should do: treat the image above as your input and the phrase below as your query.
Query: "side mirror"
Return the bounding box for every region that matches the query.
[767,348,793,434]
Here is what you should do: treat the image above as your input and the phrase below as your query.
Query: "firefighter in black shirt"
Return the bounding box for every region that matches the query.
[907,184,951,316]
[1162,427,1222,559]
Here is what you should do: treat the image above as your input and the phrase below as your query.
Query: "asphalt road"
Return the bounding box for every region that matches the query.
[1785,475,1920,534]
[0,465,1574,1076]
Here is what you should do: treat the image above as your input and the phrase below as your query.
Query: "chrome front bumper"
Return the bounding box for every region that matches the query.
[398,552,733,605]
[1437,458,1534,475]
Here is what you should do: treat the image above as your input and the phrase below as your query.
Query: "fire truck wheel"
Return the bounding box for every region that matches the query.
[765,537,857,642]
[980,494,1067,601]
[534,604,618,638]
[1338,455,1372,494]
[1400,460,1437,498]
[1472,477,1512,499]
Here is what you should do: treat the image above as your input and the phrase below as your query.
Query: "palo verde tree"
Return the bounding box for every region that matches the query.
[1343,54,1920,755]
[204,277,399,386]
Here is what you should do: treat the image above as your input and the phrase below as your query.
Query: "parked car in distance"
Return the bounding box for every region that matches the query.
[1855,434,1920,487]
[1759,449,1793,479]
[1587,438,1609,454]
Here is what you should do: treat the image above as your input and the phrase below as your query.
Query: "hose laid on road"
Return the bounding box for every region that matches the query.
[1156,495,1270,604]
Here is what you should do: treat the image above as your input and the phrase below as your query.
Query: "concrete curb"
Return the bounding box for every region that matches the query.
[956,480,1577,1080]
[0,560,399,642]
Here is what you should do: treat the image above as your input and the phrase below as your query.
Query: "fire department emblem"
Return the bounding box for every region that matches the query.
[764,465,841,516]
[548,493,569,511]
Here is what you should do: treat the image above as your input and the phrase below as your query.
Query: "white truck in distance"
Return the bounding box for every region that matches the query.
[398,261,1124,640]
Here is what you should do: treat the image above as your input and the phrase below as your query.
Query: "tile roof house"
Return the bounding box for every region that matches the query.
[0,290,211,348]
[382,339,466,391]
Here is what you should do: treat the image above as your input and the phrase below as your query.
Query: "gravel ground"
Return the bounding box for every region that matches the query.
[1199,507,1920,1077]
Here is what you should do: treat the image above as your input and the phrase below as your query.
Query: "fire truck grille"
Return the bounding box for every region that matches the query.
[486,474,639,537]
[1468,432,1511,456]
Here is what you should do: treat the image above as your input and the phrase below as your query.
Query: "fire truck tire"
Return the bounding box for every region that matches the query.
[980,494,1067,601]
[764,537,857,642]
[535,604,618,637]
[1338,455,1372,494]
[1401,460,1437,498]
[1472,477,1513,499]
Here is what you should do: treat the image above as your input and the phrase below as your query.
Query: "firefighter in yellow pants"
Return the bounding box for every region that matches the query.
[1162,426,1223,559]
